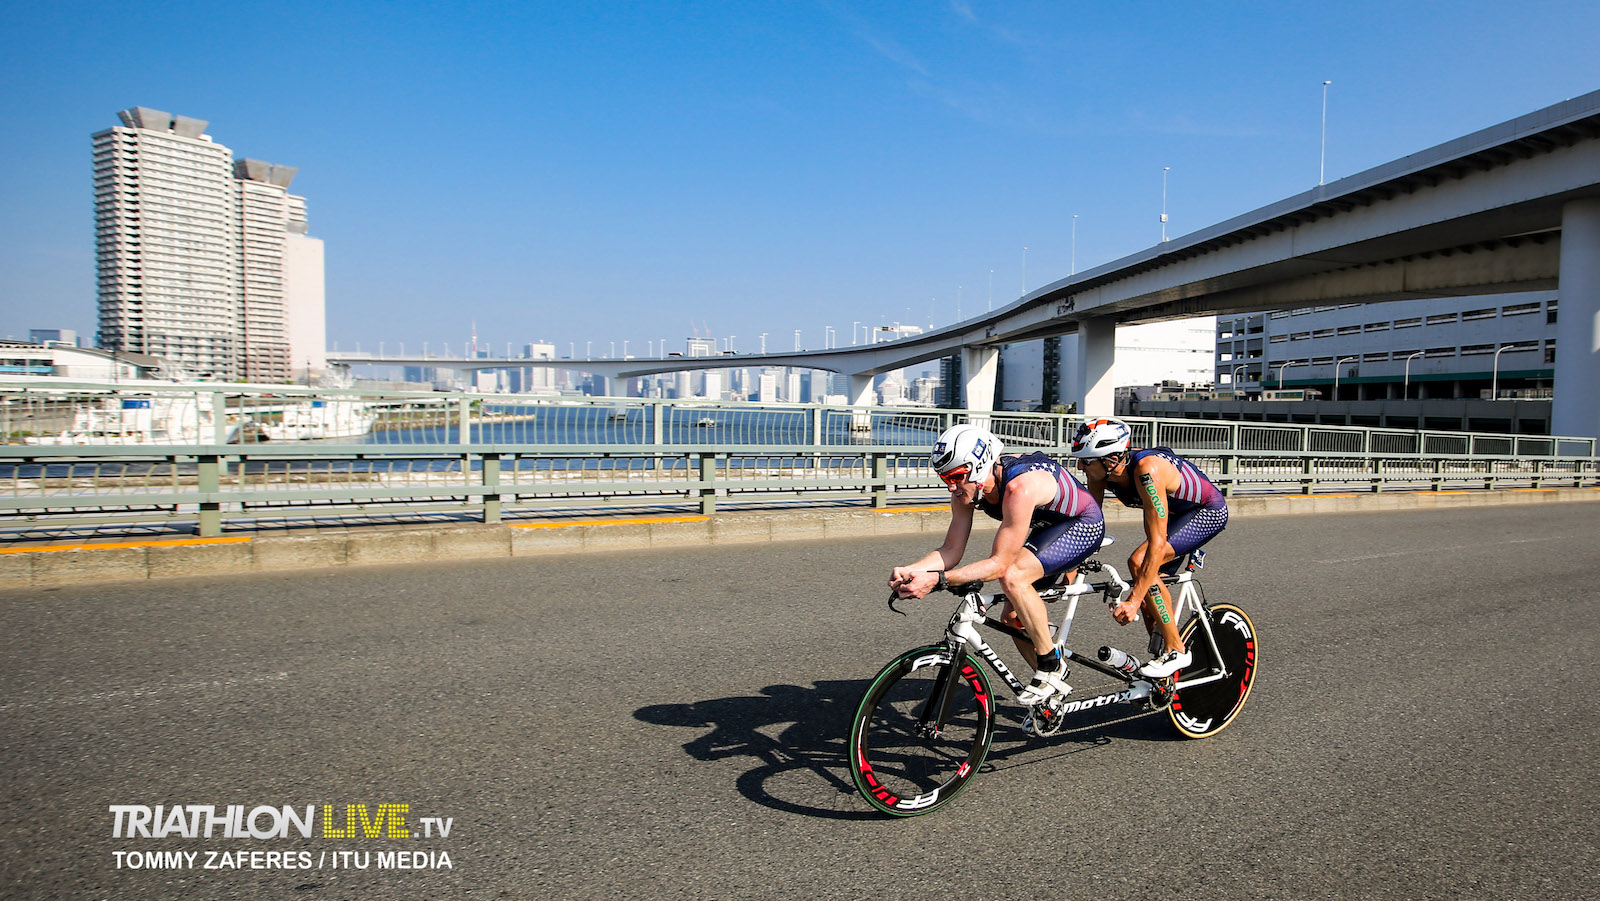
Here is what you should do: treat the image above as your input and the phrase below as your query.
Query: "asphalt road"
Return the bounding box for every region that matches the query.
[2,501,1597,900]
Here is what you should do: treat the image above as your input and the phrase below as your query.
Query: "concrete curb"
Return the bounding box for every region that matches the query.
[1,488,1596,590]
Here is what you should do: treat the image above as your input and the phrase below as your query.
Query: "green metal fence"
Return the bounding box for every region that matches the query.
[2,381,1596,537]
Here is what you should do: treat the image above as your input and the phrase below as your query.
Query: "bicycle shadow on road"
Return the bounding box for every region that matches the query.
[635,681,1184,820]
[635,679,881,821]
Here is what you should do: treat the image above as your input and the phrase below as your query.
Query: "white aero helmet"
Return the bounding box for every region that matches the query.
[931,423,1002,484]
[1070,417,1131,459]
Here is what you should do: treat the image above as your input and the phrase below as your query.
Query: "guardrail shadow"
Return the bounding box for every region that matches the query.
[635,679,1182,820]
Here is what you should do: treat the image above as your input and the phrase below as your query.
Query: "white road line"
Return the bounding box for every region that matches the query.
[1320,536,1559,564]
[0,671,291,712]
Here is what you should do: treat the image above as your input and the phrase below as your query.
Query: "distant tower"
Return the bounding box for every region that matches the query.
[93,108,324,382]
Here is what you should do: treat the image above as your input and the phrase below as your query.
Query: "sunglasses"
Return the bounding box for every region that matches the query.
[937,465,971,487]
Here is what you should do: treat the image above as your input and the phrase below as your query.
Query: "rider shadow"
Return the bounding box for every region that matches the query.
[635,680,1184,819]
[637,679,893,821]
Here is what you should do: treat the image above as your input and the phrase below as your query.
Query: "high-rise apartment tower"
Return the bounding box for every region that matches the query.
[93,108,325,382]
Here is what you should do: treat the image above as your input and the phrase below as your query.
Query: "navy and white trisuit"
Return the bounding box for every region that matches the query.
[975,451,1105,579]
[1107,447,1229,569]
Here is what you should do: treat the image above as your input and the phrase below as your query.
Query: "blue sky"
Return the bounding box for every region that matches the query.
[2,1,1597,358]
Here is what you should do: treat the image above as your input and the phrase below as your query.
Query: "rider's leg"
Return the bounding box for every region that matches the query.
[998,552,1052,659]
[1128,541,1184,655]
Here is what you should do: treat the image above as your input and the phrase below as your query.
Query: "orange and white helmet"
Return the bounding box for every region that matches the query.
[1070,417,1131,458]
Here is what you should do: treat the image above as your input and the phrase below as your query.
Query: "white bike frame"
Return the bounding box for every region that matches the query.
[941,558,1234,714]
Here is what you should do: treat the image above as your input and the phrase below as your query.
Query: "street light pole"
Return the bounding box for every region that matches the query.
[1403,350,1423,399]
[1071,214,1078,275]
[1161,167,1171,242]
[1491,344,1510,400]
[1333,355,1357,400]
[1021,246,1028,294]
[1320,80,1332,186]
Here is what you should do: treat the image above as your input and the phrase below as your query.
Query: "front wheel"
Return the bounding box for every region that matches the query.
[1168,603,1259,739]
[848,644,996,816]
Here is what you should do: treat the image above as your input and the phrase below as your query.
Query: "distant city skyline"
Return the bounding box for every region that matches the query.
[2,2,1598,357]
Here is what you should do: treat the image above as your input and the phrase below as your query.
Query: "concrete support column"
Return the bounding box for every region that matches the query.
[847,372,875,431]
[1074,315,1117,416]
[1553,198,1600,439]
[848,372,875,406]
[961,346,999,412]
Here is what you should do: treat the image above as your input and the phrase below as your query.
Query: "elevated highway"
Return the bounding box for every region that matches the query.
[331,89,1600,436]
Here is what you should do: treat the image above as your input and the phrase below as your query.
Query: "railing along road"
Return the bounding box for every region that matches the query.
[2,381,1596,537]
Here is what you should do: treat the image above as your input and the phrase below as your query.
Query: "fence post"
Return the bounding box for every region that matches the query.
[1432,458,1444,491]
[1301,457,1315,495]
[481,452,502,523]
[458,396,471,444]
[872,452,889,509]
[1532,459,1543,489]
[197,453,222,537]
[1221,455,1235,497]
[1485,459,1495,491]
[1372,457,1384,493]
[698,452,717,515]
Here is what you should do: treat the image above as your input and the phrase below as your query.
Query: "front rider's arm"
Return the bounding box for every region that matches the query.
[945,474,1039,585]
[1128,461,1176,598]
[890,501,974,596]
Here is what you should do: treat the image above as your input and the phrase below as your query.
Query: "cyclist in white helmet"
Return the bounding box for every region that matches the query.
[1071,417,1229,678]
[890,422,1105,708]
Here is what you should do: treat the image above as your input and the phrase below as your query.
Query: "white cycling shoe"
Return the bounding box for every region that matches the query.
[1138,649,1191,679]
[1017,662,1071,706]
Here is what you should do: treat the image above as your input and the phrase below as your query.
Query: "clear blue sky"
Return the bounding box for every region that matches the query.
[2,1,1596,357]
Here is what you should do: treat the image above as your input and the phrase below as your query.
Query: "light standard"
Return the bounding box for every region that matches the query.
[1320,80,1332,186]
[851,321,860,346]
[1491,344,1512,400]
[1231,365,1246,396]
[823,326,834,349]
[1071,214,1078,275]
[1402,350,1423,398]
[794,329,801,351]
[1161,167,1171,242]
[1270,361,1295,390]
[1333,356,1357,400]
[987,269,994,311]
[1021,246,1028,294]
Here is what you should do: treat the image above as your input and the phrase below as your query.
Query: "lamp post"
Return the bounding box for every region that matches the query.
[1071,214,1078,275]
[1161,167,1171,242]
[1021,246,1028,294]
[851,321,860,346]
[1232,365,1246,389]
[1333,356,1357,400]
[1491,344,1511,400]
[1271,361,1291,389]
[1320,80,1332,186]
[1402,350,1423,399]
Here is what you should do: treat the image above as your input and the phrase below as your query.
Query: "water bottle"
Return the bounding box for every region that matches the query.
[1099,646,1141,676]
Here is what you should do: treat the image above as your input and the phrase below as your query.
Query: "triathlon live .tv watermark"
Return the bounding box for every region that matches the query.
[107,804,454,871]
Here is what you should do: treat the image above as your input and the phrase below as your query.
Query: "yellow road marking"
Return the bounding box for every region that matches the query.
[0,536,252,555]
[512,515,710,529]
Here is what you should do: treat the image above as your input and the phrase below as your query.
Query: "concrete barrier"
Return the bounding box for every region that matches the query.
[0,488,1595,590]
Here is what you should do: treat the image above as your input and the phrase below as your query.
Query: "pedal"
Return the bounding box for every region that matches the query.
[1028,690,1072,737]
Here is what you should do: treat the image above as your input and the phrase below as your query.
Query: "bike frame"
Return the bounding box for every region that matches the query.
[921,559,1233,735]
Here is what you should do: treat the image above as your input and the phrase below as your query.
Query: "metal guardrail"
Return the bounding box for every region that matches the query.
[2,381,1597,537]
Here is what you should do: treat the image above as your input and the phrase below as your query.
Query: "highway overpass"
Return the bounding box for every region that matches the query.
[331,88,1600,437]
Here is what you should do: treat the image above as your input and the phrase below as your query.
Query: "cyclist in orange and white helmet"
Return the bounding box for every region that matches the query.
[1072,417,1229,678]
